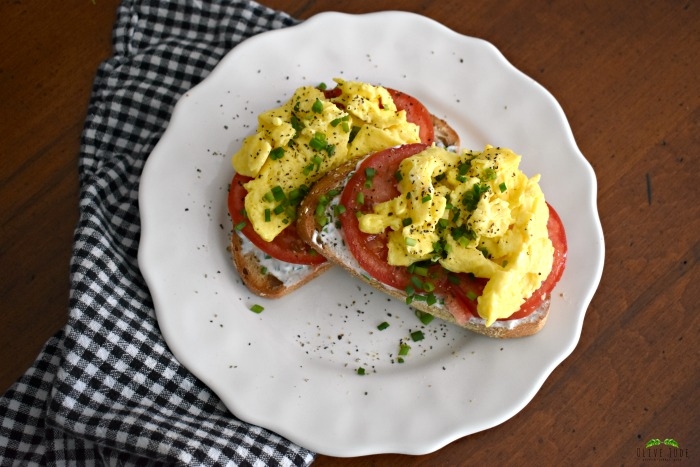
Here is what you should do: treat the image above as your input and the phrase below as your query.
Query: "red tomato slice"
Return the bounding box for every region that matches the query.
[339,143,430,289]
[323,85,435,144]
[385,88,435,145]
[505,202,567,319]
[228,173,326,265]
[338,143,568,321]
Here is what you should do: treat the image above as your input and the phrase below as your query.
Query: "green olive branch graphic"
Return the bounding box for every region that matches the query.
[645,438,680,449]
[645,439,661,448]
[663,439,679,448]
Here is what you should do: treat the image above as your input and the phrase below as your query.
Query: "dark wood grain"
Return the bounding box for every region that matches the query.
[2,0,697,465]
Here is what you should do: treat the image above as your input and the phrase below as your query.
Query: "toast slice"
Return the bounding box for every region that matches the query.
[228,231,332,298]
[229,112,460,299]
[296,154,551,339]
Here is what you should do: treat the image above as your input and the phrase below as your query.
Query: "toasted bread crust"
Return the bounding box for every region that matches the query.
[228,231,332,298]
[296,152,551,339]
[432,114,460,148]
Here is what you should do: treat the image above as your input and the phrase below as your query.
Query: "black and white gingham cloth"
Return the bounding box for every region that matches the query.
[0,1,315,465]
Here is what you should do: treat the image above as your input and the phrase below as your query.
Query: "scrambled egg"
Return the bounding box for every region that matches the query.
[232,78,420,242]
[359,145,554,325]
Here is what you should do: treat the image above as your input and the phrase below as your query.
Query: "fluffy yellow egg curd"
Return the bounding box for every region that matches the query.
[232,78,420,242]
[358,145,554,326]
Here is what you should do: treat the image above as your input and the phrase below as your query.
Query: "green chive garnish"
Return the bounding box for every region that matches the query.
[250,304,264,313]
[499,182,507,193]
[377,322,390,331]
[271,185,285,202]
[269,147,285,160]
[312,98,323,113]
[416,310,435,325]
[357,367,366,375]
[410,330,425,342]
[234,221,246,231]
[399,343,411,356]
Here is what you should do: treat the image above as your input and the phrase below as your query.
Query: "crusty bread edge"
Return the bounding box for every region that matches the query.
[296,153,551,339]
[228,231,332,298]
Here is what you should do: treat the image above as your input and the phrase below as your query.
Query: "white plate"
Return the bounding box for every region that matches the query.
[139,11,604,457]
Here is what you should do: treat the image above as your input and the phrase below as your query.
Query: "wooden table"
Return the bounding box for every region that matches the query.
[2,0,697,465]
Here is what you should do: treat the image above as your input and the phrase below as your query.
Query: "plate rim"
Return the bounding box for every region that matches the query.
[138,10,605,457]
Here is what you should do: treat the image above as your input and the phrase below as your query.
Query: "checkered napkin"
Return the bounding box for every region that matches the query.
[0,1,316,465]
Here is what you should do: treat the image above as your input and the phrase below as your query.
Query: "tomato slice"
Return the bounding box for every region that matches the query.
[385,88,435,145]
[338,144,568,321]
[339,143,430,289]
[506,202,567,318]
[439,203,567,321]
[228,173,326,265]
[323,85,435,144]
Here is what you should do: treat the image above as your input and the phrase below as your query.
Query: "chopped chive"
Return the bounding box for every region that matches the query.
[330,115,349,127]
[356,192,364,205]
[421,194,432,203]
[426,292,437,305]
[410,330,425,342]
[264,209,271,222]
[377,322,390,331]
[399,343,411,356]
[316,214,329,227]
[394,170,403,182]
[317,82,327,90]
[412,265,428,277]
[234,221,246,231]
[458,161,470,175]
[273,204,285,215]
[290,115,305,136]
[402,217,413,227]
[405,237,417,246]
[348,125,361,143]
[269,147,285,160]
[310,132,328,150]
[288,185,308,204]
[311,98,323,113]
[416,310,435,325]
[499,182,507,193]
[271,185,285,201]
[249,304,264,314]
[405,285,416,298]
[483,168,497,181]
[357,367,366,376]
[410,276,424,290]
[260,266,268,275]
[263,192,274,203]
[467,291,478,301]
[333,204,346,215]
